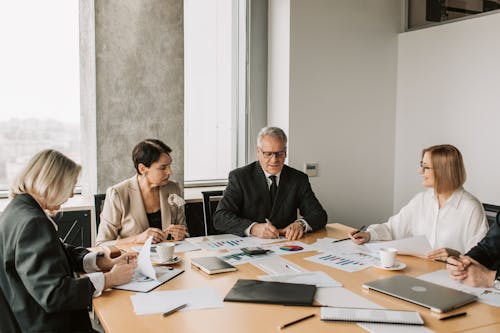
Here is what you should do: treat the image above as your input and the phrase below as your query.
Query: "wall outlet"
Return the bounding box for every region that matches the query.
[304,163,318,177]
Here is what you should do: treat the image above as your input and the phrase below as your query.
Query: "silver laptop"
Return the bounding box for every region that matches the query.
[363,275,477,313]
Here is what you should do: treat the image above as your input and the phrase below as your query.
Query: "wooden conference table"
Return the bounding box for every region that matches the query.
[92,224,500,333]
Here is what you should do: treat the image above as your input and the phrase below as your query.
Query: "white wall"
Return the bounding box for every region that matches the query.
[271,0,402,228]
[395,12,500,210]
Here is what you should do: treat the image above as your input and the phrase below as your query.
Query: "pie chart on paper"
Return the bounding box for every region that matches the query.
[279,245,303,252]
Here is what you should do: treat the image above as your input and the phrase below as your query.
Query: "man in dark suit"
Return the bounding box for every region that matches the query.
[214,127,327,240]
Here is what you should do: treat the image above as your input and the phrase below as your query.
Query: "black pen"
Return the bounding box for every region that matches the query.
[333,225,366,243]
[279,314,315,329]
[162,303,187,317]
[439,312,466,320]
[434,259,458,267]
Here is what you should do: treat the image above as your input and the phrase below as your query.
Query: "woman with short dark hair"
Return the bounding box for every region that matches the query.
[350,144,488,259]
[96,139,188,245]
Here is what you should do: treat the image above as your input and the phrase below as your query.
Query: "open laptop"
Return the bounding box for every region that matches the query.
[363,275,477,313]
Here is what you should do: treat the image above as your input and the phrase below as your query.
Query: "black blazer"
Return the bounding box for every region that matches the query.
[0,194,95,333]
[214,162,327,236]
[467,217,500,278]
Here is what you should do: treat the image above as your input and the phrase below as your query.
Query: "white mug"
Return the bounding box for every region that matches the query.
[379,247,397,268]
[156,243,175,261]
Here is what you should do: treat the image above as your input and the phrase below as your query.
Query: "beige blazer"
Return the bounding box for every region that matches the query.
[96,175,187,246]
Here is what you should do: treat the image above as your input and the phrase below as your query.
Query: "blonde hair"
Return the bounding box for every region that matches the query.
[422,144,466,194]
[10,149,81,209]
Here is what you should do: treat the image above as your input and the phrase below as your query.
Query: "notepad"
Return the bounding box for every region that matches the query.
[191,256,237,275]
[320,307,424,325]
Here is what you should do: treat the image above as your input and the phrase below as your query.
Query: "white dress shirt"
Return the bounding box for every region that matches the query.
[367,188,489,253]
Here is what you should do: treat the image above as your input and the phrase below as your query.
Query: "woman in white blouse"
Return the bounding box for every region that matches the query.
[350,144,488,260]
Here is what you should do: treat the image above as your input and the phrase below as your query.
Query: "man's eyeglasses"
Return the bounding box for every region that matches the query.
[259,149,286,159]
[419,161,433,171]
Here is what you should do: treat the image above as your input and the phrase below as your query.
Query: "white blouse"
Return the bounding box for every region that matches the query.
[367,188,488,254]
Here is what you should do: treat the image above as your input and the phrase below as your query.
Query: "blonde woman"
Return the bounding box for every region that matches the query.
[350,144,488,259]
[0,149,137,332]
[96,139,188,246]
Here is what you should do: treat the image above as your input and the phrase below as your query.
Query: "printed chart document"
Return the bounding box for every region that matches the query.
[310,237,370,254]
[218,249,276,266]
[251,256,307,275]
[365,235,432,257]
[305,251,378,272]
[419,269,500,307]
[320,307,424,325]
[186,234,259,251]
[263,241,314,256]
[258,271,342,288]
[130,288,223,315]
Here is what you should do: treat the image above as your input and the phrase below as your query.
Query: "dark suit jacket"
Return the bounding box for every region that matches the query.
[214,162,327,236]
[0,194,95,333]
[467,217,500,278]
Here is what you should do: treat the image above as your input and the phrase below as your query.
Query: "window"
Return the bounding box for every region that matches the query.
[0,1,81,195]
[184,0,246,183]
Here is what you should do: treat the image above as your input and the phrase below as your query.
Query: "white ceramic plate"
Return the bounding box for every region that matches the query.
[373,261,406,271]
[152,256,181,265]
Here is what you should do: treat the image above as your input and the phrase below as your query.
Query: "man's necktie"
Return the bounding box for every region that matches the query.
[269,175,277,205]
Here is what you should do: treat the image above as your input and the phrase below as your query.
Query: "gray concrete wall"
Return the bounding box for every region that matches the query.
[93,0,184,193]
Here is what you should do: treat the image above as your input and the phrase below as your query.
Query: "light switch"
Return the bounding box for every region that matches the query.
[304,163,318,177]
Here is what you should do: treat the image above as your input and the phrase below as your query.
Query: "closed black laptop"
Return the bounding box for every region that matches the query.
[224,279,316,306]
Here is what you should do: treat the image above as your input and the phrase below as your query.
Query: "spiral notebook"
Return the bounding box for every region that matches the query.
[320,307,424,325]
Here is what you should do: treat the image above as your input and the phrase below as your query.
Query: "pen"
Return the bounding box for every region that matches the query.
[439,312,466,320]
[279,314,315,329]
[265,218,279,238]
[162,303,188,317]
[127,256,129,264]
[333,225,366,243]
[434,259,458,266]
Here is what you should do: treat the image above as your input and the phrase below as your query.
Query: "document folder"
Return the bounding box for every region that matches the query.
[224,279,316,306]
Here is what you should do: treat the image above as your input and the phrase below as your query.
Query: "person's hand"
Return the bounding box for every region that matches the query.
[447,256,468,281]
[135,227,166,244]
[448,255,496,288]
[103,261,137,289]
[166,224,187,241]
[280,221,304,240]
[426,247,461,260]
[250,221,279,239]
[97,252,138,272]
[350,231,370,244]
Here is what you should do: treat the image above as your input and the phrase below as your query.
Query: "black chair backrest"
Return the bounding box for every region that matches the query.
[482,203,500,228]
[94,194,106,230]
[0,287,21,333]
[202,190,224,236]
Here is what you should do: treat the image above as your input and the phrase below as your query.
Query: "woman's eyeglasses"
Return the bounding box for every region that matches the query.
[419,161,433,171]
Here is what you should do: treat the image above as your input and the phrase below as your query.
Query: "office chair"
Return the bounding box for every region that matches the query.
[201,190,224,236]
[482,203,500,228]
[94,194,106,231]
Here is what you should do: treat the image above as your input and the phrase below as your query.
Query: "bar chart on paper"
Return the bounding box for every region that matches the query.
[305,252,378,272]
[187,234,258,251]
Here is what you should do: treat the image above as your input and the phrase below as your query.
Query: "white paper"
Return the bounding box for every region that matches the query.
[310,237,370,254]
[258,271,342,288]
[263,241,314,255]
[174,240,202,253]
[418,269,500,307]
[186,234,259,250]
[136,236,157,280]
[358,323,434,333]
[251,256,307,275]
[365,235,432,257]
[305,251,378,272]
[315,287,382,308]
[130,288,223,315]
[114,267,183,293]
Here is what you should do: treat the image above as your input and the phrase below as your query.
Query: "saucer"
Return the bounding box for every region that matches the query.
[152,256,181,265]
[373,261,406,271]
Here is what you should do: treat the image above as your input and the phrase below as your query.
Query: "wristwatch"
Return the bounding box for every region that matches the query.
[297,219,307,231]
[493,279,500,290]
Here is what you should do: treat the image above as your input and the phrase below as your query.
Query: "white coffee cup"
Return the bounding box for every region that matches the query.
[156,243,175,261]
[379,247,397,268]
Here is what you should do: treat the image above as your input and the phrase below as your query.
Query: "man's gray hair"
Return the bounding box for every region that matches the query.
[256,127,287,147]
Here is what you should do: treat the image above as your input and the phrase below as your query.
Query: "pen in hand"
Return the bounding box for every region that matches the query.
[333,225,366,243]
[265,218,279,238]
[434,259,458,266]
[279,314,315,329]
[162,303,188,317]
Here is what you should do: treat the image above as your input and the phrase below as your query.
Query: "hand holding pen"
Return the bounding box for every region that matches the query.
[332,225,366,243]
